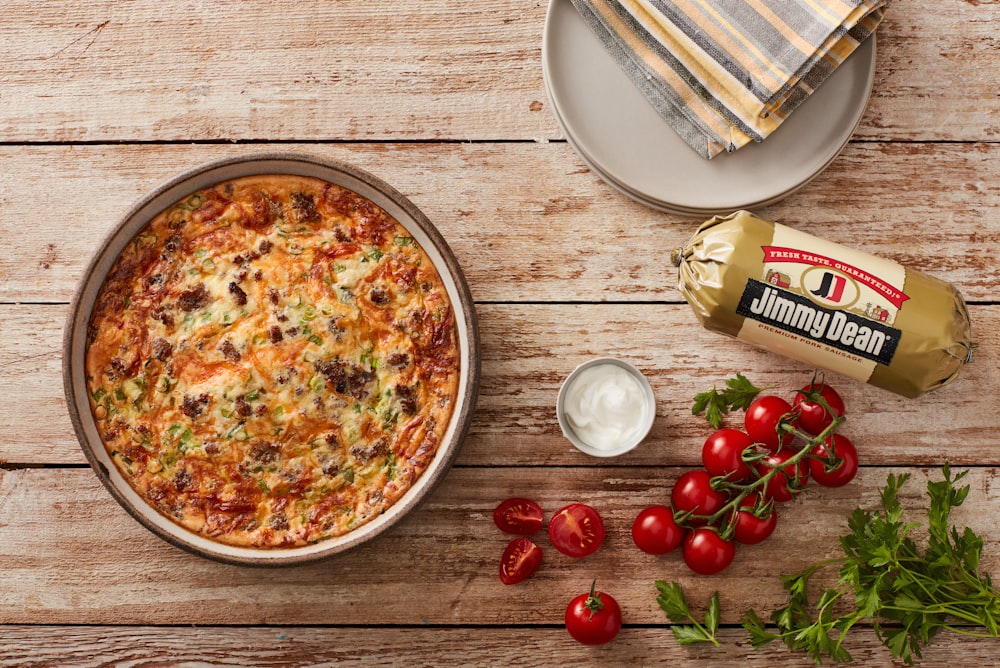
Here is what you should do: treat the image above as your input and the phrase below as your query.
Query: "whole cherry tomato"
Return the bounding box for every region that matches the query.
[683,527,736,575]
[671,470,729,521]
[701,429,754,482]
[499,538,542,585]
[809,433,859,488]
[732,493,777,545]
[793,382,846,436]
[757,449,809,502]
[493,497,544,535]
[548,503,605,558]
[565,580,622,645]
[631,505,684,555]
[745,395,796,451]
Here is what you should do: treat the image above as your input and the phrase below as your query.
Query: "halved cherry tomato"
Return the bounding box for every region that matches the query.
[499,537,542,585]
[671,469,729,521]
[701,429,754,482]
[745,395,796,451]
[683,527,736,575]
[757,450,809,502]
[809,433,859,488]
[793,381,846,436]
[548,503,605,558]
[631,505,684,555]
[565,580,622,645]
[493,497,544,535]
[732,493,777,545]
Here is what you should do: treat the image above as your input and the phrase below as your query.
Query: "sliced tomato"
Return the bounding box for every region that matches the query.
[493,497,544,535]
[548,503,605,558]
[499,538,542,585]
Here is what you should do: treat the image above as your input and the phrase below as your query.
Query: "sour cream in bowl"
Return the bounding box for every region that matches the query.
[557,358,656,457]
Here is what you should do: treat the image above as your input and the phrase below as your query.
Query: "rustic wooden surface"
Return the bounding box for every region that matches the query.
[2,1,999,665]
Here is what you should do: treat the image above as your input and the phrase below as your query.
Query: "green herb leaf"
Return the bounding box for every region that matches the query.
[740,609,779,648]
[670,625,713,646]
[742,465,1000,665]
[655,580,691,620]
[656,581,720,647]
[691,373,768,428]
[706,592,720,636]
[721,373,767,411]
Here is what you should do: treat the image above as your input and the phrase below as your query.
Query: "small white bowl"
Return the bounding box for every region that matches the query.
[556,357,656,457]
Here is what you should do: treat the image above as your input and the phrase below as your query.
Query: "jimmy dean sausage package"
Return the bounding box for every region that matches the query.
[672,210,976,398]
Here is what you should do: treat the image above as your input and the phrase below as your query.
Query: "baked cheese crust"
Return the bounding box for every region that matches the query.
[85,174,460,548]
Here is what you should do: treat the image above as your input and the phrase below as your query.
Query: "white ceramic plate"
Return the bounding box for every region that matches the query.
[63,153,480,566]
[543,0,876,215]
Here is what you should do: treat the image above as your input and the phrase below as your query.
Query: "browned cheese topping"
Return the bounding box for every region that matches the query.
[85,175,459,547]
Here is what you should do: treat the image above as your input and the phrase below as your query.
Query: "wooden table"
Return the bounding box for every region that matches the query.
[2,1,998,665]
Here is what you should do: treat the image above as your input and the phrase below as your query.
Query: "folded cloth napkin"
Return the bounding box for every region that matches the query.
[570,0,888,158]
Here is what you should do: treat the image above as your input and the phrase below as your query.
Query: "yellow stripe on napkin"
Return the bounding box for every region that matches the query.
[570,0,887,158]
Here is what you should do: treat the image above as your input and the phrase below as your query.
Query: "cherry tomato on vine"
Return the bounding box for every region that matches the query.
[671,470,729,521]
[701,429,755,482]
[757,449,809,502]
[793,382,846,436]
[493,497,544,535]
[499,537,542,585]
[745,395,796,451]
[565,580,622,645]
[732,493,777,545]
[809,433,859,488]
[548,503,605,558]
[683,527,736,575]
[631,505,684,555]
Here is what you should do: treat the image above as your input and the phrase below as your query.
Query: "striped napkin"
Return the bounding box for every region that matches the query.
[570,0,888,158]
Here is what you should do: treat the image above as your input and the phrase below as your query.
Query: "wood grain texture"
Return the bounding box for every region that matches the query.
[3,0,1000,662]
[2,303,995,467]
[1,1,998,143]
[1,625,996,667]
[0,141,998,304]
[1,467,998,629]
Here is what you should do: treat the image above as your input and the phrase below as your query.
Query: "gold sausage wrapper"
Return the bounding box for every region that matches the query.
[672,210,976,398]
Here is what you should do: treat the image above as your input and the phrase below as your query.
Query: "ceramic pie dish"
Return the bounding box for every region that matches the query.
[63,152,480,566]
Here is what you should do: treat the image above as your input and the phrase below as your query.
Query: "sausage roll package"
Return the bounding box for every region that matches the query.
[672,211,976,398]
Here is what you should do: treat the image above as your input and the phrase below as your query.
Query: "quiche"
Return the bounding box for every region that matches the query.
[84,174,460,548]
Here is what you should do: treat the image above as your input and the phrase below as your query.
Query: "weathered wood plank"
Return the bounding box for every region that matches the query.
[1,1,997,143]
[0,142,997,304]
[0,625,996,667]
[3,0,997,661]
[0,1,550,143]
[1,303,995,467]
[860,5,1000,142]
[1,467,998,629]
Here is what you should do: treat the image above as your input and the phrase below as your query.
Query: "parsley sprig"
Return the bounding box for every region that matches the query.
[691,373,769,428]
[655,581,720,646]
[741,464,1000,665]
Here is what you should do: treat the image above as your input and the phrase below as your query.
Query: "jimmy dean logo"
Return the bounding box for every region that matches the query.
[736,279,899,366]
[811,271,848,301]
